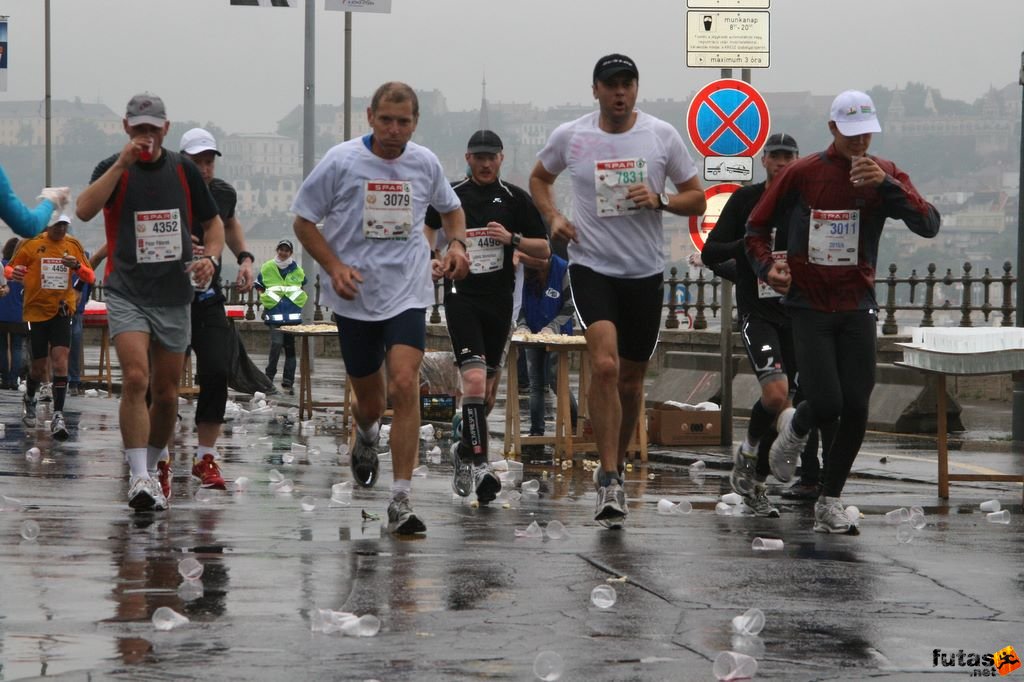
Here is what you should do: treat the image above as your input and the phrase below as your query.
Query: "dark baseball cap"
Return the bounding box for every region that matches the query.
[763,133,799,154]
[276,239,294,251]
[593,53,639,83]
[125,93,167,127]
[467,129,503,154]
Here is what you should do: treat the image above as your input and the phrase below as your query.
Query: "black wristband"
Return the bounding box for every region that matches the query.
[511,233,522,249]
[236,250,255,266]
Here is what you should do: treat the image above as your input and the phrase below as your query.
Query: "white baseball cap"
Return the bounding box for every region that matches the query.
[47,212,71,228]
[830,90,882,136]
[179,127,221,156]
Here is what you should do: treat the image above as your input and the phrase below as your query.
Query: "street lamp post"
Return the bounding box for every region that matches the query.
[1013,51,1024,442]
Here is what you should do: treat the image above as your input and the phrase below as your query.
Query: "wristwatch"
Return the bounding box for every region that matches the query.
[656,192,670,211]
[511,233,522,249]
[205,255,221,267]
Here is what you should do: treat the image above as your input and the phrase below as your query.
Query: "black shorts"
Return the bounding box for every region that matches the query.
[568,264,663,363]
[28,315,73,360]
[444,291,512,376]
[334,308,426,379]
[740,314,798,387]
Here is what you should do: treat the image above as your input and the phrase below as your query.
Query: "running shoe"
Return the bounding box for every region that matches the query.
[729,441,758,496]
[50,411,69,441]
[768,408,807,483]
[191,454,227,490]
[128,476,168,512]
[744,483,780,518]
[594,480,627,528]
[157,459,173,500]
[387,495,426,535]
[813,496,859,535]
[38,382,52,403]
[450,442,472,497]
[351,427,380,488]
[472,462,501,505]
[22,395,37,428]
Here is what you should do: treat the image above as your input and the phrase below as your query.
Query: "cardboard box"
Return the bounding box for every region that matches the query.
[647,407,721,445]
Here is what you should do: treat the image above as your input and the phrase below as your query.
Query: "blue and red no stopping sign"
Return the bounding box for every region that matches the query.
[686,79,770,158]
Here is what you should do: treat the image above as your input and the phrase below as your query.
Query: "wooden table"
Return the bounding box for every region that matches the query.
[281,324,345,422]
[896,361,1024,502]
[80,303,113,396]
[504,334,647,462]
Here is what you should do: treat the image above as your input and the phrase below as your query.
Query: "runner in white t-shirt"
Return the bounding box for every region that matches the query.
[530,54,706,529]
[292,81,469,535]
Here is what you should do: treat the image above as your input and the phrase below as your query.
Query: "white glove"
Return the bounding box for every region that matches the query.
[38,187,71,211]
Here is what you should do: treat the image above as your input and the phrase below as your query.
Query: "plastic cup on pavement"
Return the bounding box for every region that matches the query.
[715,501,732,516]
[340,613,380,637]
[282,453,295,464]
[533,650,564,681]
[721,492,743,505]
[845,505,861,525]
[268,469,284,483]
[590,584,617,609]
[884,507,911,525]
[177,557,204,581]
[896,524,916,543]
[713,651,758,681]
[25,447,41,463]
[194,487,214,504]
[909,511,927,530]
[515,521,543,539]
[412,465,428,478]
[300,496,316,512]
[20,519,40,541]
[544,520,567,540]
[234,476,250,493]
[751,537,784,551]
[152,606,189,631]
[521,479,540,494]
[980,499,1001,513]
[659,499,693,515]
[731,607,765,636]
[986,510,1011,524]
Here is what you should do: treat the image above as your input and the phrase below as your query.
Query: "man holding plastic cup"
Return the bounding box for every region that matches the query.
[745,90,939,534]
[77,93,224,513]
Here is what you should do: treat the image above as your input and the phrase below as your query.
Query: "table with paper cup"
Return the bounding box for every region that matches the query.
[280,323,345,422]
[896,328,1024,502]
[504,332,647,461]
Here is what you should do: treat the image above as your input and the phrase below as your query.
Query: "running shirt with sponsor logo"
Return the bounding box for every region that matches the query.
[290,135,460,322]
[536,110,698,278]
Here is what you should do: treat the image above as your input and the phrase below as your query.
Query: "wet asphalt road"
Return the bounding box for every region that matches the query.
[0,388,1022,682]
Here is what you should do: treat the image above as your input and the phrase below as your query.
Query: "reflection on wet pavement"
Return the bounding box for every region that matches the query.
[0,390,1021,680]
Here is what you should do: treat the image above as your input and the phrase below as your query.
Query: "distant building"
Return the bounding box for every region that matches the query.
[0,99,119,146]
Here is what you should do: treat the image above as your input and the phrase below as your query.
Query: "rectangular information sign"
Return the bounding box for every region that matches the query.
[686,10,770,68]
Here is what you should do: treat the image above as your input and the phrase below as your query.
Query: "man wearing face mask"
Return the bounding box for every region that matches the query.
[746,90,940,535]
[77,93,224,513]
[256,239,307,395]
[425,129,549,504]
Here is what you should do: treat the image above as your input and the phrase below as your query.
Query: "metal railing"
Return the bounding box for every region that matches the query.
[661,261,1018,334]
[89,261,1018,336]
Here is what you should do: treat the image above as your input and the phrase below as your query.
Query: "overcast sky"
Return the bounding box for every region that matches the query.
[2,0,1023,134]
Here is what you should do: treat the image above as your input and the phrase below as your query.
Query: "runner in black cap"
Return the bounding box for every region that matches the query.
[425,129,549,504]
[530,54,705,528]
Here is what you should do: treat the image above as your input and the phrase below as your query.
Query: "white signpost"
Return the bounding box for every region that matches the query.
[686,10,770,68]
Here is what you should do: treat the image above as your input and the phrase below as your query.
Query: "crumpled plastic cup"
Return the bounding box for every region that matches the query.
[177,557,204,581]
[521,479,540,494]
[715,501,733,516]
[515,521,543,539]
[152,606,189,631]
[721,492,743,506]
[658,499,693,515]
[713,651,758,681]
[731,607,765,635]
